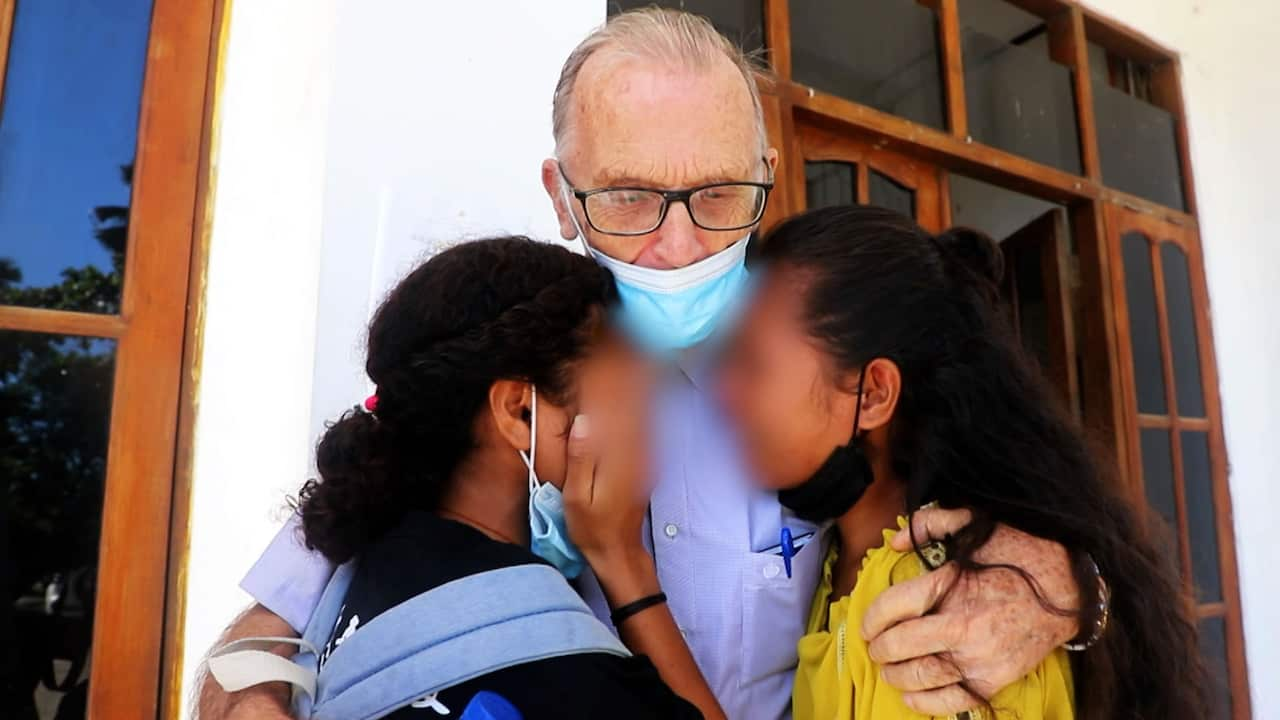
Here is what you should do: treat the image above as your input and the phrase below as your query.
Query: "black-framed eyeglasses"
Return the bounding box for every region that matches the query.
[560,160,774,236]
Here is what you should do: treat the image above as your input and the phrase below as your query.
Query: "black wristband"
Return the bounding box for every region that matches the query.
[609,592,667,627]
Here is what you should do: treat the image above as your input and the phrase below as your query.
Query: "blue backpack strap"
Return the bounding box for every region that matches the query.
[206,561,358,708]
[291,560,359,717]
[310,563,629,720]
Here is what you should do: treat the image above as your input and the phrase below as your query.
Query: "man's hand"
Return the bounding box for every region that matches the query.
[195,603,296,720]
[860,507,1080,715]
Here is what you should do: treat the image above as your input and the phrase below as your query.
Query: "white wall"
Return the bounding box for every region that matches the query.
[178,0,604,713]
[1079,0,1280,708]
[177,0,338,715]
[304,0,603,449]
[182,0,1280,712]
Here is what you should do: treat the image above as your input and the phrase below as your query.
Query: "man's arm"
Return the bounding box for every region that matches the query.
[195,604,295,720]
[860,507,1082,715]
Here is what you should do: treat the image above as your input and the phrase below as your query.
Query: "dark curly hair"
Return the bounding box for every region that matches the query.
[759,205,1209,718]
[295,236,618,564]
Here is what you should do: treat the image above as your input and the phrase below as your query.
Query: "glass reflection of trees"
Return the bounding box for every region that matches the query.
[1,166,128,718]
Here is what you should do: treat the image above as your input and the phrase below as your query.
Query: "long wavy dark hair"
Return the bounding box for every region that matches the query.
[296,237,617,564]
[758,205,1208,718]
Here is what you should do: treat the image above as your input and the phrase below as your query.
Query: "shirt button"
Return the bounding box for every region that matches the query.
[663,523,679,539]
[763,563,781,579]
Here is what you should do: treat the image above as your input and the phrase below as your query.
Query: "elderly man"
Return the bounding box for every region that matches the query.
[200,8,1091,719]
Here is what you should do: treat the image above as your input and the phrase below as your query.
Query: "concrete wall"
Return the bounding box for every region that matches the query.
[180,0,1280,711]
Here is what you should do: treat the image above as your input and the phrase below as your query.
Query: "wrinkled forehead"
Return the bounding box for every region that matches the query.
[564,50,761,189]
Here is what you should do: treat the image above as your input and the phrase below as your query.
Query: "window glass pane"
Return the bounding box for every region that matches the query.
[790,0,946,129]
[1,331,116,717]
[1121,232,1167,414]
[1160,243,1206,417]
[608,0,765,54]
[959,27,1082,174]
[1182,431,1222,602]
[868,170,916,220]
[1139,428,1178,547]
[805,161,857,210]
[948,174,1057,240]
[0,0,155,315]
[1198,616,1233,718]
[1093,78,1186,210]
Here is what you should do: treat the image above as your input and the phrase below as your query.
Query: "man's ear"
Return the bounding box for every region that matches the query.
[851,357,901,433]
[489,379,532,452]
[541,158,578,241]
[765,147,780,177]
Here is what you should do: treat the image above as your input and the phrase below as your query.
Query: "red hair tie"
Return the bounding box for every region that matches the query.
[363,394,379,413]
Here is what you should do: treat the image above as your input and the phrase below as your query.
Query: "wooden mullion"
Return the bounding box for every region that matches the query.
[1046,6,1101,181]
[938,169,953,226]
[762,0,792,81]
[88,0,219,714]
[1071,200,1128,481]
[1148,237,1194,592]
[1137,413,1172,428]
[0,0,14,112]
[855,163,870,205]
[760,89,793,232]
[937,0,968,138]
[1196,602,1227,619]
[1099,203,1144,498]
[0,305,127,338]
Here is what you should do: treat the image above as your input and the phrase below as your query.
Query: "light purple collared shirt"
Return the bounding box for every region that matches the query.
[242,368,824,720]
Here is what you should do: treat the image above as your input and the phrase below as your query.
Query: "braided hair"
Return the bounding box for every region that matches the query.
[296,236,617,564]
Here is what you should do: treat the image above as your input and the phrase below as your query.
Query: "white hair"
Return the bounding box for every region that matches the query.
[551,7,768,157]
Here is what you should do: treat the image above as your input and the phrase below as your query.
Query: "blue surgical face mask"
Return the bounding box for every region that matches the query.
[521,385,587,579]
[560,183,752,355]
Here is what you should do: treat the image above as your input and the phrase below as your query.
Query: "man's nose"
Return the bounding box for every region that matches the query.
[651,201,706,269]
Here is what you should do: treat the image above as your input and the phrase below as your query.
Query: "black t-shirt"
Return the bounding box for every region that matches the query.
[321,511,702,719]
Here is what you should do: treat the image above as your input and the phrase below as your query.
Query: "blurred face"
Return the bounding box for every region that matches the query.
[531,330,656,490]
[543,51,777,269]
[717,268,861,489]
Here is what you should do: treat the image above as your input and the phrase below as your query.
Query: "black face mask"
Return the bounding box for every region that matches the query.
[777,374,874,523]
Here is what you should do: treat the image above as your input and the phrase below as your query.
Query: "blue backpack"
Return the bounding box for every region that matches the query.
[209,562,629,719]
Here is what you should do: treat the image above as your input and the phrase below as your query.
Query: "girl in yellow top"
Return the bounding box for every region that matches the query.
[793,521,1074,720]
[717,205,1210,719]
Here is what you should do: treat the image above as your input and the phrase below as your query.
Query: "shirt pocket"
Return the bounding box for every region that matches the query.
[739,540,823,687]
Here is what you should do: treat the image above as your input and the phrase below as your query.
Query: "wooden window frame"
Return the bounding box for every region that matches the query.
[1104,205,1249,714]
[758,0,1249,714]
[0,0,220,716]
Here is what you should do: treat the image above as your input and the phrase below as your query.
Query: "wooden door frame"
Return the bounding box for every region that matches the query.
[0,0,220,715]
[91,0,220,715]
[1103,202,1250,717]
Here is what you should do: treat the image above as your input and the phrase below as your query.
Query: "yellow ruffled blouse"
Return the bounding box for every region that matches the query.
[793,519,1075,720]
